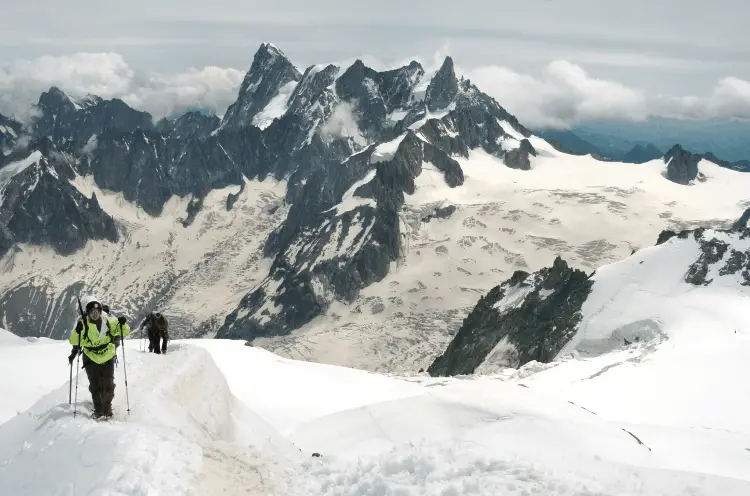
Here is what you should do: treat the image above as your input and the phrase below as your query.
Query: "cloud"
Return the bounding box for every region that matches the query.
[464,61,648,129]
[318,101,366,146]
[464,61,750,128]
[0,53,244,121]
[1,50,749,131]
[652,77,750,121]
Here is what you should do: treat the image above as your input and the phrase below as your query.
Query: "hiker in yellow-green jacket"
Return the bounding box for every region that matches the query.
[67,299,130,419]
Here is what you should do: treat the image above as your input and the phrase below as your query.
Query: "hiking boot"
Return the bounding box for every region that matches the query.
[91,411,103,420]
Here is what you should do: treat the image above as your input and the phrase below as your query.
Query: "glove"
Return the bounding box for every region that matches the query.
[68,348,79,365]
[118,316,127,325]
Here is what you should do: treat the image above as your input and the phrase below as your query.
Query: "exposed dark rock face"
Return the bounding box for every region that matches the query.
[226,183,245,211]
[664,144,700,185]
[733,208,750,230]
[683,228,750,286]
[685,233,729,286]
[503,139,537,170]
[181,196,205,227]
[425,57,459,112]
[156,111,220,141]
[422,204,457,222]
[33,87,154,147]
[0,139,118,259]
[655,228,692,246]
[428,257,593,376]
[219,43,302,132]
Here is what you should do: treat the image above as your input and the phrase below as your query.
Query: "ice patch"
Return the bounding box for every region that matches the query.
[371,133,407,164]
[252,81,297,130]
[325,170,377,216]
[386,109,409,125]
[408,102,456,130]
[0,125,17,138]
[493,282,535,312]
[499,120,526,141]
[411,70,437,102]
[0,150,43,204]
[498,136,521,151]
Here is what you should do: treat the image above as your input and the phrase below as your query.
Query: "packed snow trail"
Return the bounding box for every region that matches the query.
[2,337,750,495]
[0,342,293,495]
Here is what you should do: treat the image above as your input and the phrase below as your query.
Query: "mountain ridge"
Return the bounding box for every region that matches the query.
[0,43,748,373]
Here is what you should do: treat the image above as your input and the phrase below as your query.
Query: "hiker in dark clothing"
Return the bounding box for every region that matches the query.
[68,299,130,419]
[140,312,169,355]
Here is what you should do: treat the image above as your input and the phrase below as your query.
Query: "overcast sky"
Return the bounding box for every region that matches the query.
[1,0,749,127]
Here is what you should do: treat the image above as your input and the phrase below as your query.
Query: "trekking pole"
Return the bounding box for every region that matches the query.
[73,296,87,418]
[120,324,131,415]
[68,361,73,404]
[73,352,81,417]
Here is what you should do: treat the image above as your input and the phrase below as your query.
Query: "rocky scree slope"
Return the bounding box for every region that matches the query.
[428,210,750,377]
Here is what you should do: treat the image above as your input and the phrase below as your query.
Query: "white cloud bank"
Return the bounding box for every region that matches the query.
[0,51,749,129]
[0,53,244,121]
[465,61,750,129]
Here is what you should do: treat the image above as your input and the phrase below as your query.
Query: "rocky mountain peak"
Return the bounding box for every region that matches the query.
[0,144,118,258]
[38,86,75,110]
[33,87,154,147]
[158,111,220,141]
[622,143,662,164]
[664,144,701,185]
[218,42,302,131]
[426,56,459,112]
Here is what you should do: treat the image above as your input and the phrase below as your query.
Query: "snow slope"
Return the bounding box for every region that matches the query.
[561,229,750,357]
[0,329,69,424]
[2,337,749,494]
[0,340,295,495]
[256,146,750,373]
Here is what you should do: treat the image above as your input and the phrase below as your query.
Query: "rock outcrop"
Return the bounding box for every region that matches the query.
[664,144,701,185]
[428,258,593,376]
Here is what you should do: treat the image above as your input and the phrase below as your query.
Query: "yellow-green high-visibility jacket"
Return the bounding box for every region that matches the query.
[69,316,131,364]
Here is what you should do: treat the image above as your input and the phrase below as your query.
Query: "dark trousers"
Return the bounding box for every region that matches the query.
[148,330,166,354]
[148,335,162,354]
[84,357,115,415]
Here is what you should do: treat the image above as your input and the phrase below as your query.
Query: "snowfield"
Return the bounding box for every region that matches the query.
[256,143,750,373]
[2,133,750,377]
[1,323,749,495]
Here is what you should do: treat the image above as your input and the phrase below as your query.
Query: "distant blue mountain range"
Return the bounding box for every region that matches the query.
[536,117,750,167]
